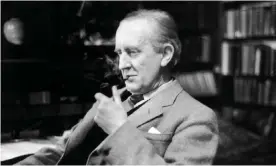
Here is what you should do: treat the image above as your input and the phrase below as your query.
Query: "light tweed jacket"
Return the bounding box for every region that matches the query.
[16,80,218,165]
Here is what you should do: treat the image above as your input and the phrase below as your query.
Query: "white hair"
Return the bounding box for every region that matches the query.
[120,9,182,68]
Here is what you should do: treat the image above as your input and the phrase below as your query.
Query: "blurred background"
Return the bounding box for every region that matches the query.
[1,1,276,164]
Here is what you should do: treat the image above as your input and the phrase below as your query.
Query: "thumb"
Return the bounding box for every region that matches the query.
[112,86,122,104]
[95,93,109,102]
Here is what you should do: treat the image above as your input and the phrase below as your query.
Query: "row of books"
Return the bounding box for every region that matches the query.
[224,2,276,39]
[176,71,217,97]
[221,42,276,76]
[234,77,276,106]
[182,35,211,63]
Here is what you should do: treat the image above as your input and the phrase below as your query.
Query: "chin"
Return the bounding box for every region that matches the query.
[125,83,142,94]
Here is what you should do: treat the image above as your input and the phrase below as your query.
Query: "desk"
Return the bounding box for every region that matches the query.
[1,137,58,163]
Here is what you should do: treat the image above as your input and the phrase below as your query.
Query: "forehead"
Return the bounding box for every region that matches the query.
[115,19,156,47]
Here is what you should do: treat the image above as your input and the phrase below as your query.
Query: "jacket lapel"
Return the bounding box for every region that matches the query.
[122,97,134,113]
[127,80,183,127]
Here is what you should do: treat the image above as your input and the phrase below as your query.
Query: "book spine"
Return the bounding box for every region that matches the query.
[264,79,271,106]
[272,82,276,106]
[252,6,257,37]
[259,4,264,36]
[235,9,242,38]
[201,35,211,62]
[241,6,247,38]
[221,42,230,75]
[248,6,253,37]
[271,2,276,35]
[254,46,261,76]
[227,10,235,38]
[241,44,250,75]
[249,44,256,75]
[234,77,237,102]
[264,5,272,36]
[273,50,276,76]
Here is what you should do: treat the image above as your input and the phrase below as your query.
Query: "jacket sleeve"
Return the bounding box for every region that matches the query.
[89,108,219,165]
[14,125,76,165]
[14,101,98,165]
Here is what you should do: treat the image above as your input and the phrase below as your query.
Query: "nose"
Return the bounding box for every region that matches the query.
[118,53,131,70]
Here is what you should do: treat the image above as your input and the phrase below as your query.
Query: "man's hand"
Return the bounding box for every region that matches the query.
[94,86,127,135]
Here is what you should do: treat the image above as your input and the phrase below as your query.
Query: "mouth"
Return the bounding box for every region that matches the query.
[123,75,136,81]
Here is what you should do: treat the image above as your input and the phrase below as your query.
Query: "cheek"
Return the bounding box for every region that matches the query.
[133,61,147,79]
[132,52,162,77]
[136,60,160,83]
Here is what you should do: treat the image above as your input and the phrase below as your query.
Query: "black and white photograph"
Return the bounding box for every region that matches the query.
[1,0,276,165]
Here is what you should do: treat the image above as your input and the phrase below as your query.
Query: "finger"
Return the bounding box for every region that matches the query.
[95,93,110,102]
[112,86,122,104]
[118,87,127,96]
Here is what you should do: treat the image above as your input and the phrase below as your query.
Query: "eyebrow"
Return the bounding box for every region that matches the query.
[114,46,139,53]
[114,37,147,53]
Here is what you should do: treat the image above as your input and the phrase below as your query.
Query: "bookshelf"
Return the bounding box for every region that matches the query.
[219,1,276,137]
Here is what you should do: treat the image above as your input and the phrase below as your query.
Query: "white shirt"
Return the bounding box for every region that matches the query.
[134,79,174,108]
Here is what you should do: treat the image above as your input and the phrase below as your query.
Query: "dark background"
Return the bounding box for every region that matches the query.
[1,1,220,130]
[1,1,219,97]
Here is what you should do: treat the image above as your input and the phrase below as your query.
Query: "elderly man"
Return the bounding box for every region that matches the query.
[16,9,218,165]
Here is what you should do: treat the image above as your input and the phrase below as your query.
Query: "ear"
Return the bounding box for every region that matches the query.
[161,43,174,67]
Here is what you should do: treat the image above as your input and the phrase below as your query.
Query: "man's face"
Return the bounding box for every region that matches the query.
[115,19,163,94]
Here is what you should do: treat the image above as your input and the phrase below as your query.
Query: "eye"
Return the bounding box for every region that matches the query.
[126,49,139,57]
[115,50,122,56]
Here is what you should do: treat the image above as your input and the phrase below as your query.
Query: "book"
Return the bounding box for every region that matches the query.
[264,79,272,106]
[273,49,276,76]
[270,3,276,35]
[240,5,247,38]
[226,10,235,38]
[234,9,242,38]
[232,44,242,75]
[263,5,271,36]
[271,82,276,106]
[251,6,257,36]
[221,42,230,75]
[241,44,250,75]
[254,47,261,75]
[201,35,211,62]
[248,44,256,75]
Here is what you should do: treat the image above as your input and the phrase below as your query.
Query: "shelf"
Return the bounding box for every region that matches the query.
[223,36,276,42]
[222,1,273,10]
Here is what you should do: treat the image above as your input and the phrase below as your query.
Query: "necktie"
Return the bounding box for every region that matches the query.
[127,94,144,116]
[129,94,144,106]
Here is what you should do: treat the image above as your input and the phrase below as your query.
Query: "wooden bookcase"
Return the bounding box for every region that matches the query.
[219,1,276,137]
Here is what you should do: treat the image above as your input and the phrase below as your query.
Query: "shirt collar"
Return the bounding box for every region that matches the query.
[133,79,174,107]
[143,79,174,100]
